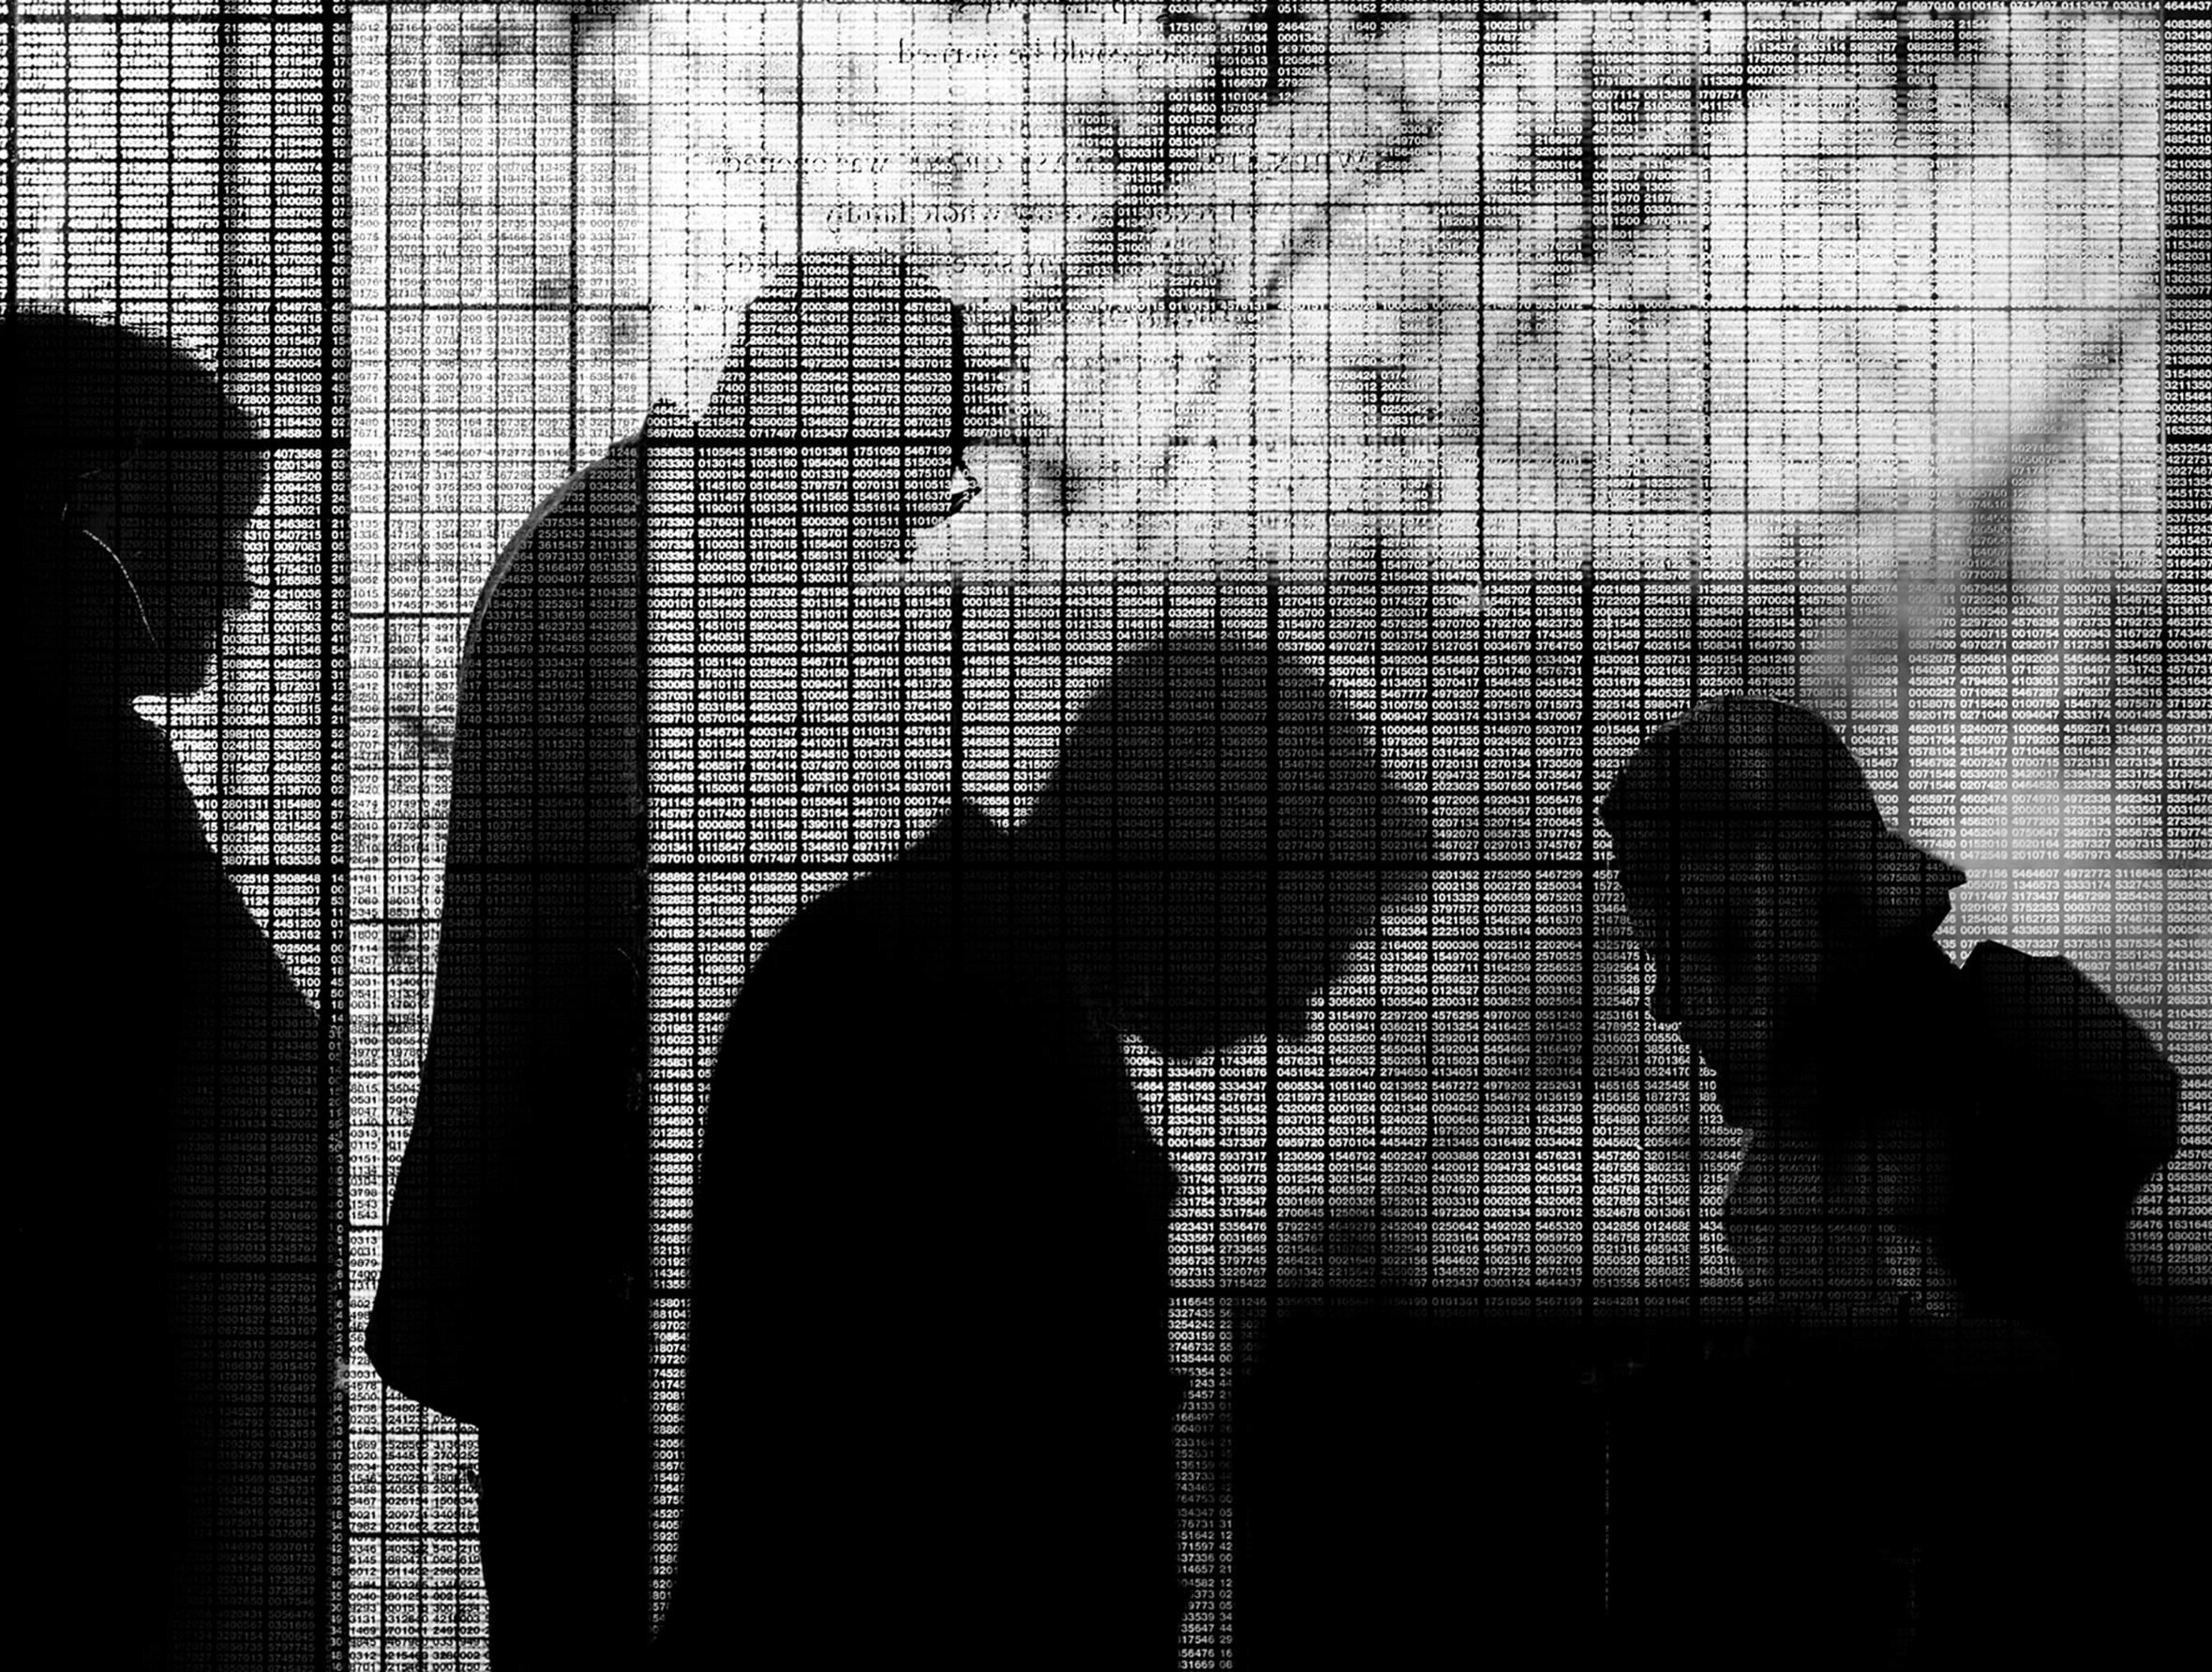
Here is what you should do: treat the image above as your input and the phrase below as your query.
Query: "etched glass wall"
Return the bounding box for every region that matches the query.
[350,7,2200,1666]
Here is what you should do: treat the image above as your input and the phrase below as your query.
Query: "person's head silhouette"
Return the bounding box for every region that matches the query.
[4,310,263,698]
[1013,634,1432,1060]
[1601,695,1965,1123]
[696,251,974,554]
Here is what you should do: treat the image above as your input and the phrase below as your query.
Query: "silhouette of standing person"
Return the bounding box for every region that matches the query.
[367,253,974,1666]
[5,310,323,1667]
[655,634,1432,1667]
[1601,696,2176,1339]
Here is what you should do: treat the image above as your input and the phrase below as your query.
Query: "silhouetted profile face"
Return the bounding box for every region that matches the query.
[74,441,264,695]
[697,252,974,554]
[6,312,262,698]
[1611,824,1829,1123]
[1023,636,1431,1061]
[1603,697,1965,1125]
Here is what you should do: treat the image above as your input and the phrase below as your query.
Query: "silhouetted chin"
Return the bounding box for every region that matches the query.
[1701,1059,1762,1119]
[1141,1001,1312,1061]
[137,648,217,699]
[1142,1022,1233,1061]
[1138,1010,1250,1061]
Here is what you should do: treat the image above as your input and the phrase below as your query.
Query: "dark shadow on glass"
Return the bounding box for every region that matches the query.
[654,634,1430,1668]
[366,252,972,1666]
[5,309,323,1668]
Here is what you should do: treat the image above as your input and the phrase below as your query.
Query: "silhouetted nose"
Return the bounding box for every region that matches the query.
[1647,959,1683,1025]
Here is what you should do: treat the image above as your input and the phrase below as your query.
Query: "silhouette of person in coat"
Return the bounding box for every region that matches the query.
[1601,695,2176,1339]
[5,309,323,1667]
[655,634,1433,1667]
[367,253,974,1665]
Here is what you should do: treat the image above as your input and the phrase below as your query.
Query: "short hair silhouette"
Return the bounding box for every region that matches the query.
[696,250,968,534]
[2,309,257,519]
[1026,634,1431,883]
[8,310,263,696]
[1016,635,1429,1059]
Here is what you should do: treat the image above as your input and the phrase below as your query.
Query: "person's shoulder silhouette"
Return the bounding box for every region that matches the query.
[660,796,1173,1666]
[1950,939,2178,1334]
